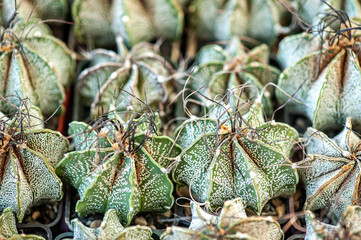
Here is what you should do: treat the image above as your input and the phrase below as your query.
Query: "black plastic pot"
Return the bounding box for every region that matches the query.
[17,223,52,240]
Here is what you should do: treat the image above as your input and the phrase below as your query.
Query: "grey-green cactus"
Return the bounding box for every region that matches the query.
[172,100,299,214]
[0,208,45,240]
[305,206,361,240]
[297,118,361,224]
[161,198,284,240]
[188,38,279,114]
[0,18,76,117]
[56,113,181,226]
[77,42,176,119]
[276,28,361,130]
[0,110,69,221]
[72,209,153,240]
[188,0,293,44]
[72,0,183,47]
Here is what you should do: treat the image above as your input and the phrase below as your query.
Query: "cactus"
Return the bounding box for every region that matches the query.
[72,209,153,240]
[188,0,293,44]
[0,208,45,239]
[56,113,181,226]
[72,0,183,47]
[276,17,361,130]
[297,117,361,223]
[76,42,175,119]
[187,38,279,114]
[305,206,361,240]
[0,18,76,117]
[172,100,299,214]
[161,198,284,240]
[0,108,69,221]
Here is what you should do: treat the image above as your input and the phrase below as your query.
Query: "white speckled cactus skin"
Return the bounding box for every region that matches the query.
[188,0,292,44]
[161,198,284,240]
[77,42,175,119]
[56,115,181,226]
[72,0,183,47]
[305,206,361,240]
[276,32,361,130]
[72,209,153,240]
[189,38,279,115]
[172,101,299,214]
[0,113,69,222]
[0,208,45,239]
[0,19,76,117]
[298,118,361,224]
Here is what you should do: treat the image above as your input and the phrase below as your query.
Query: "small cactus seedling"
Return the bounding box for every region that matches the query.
[161,198,284,240]
[188,38,279,114]
[297,117,361,223]
[77,42,176,119]
[56,113,181,226]
[0,208,45,239]
[276,11,361,130]
[172,99,299,214]
[305,206,361,240]
[0,106,69,221]
[72,209,153,240]
[0,18,76,117]
[72,0,183,47]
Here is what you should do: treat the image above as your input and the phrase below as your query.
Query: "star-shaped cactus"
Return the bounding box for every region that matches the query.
[305,206,361,240]
[0,18,76,117]
[0,208,45,240]
[72,209,153,240]
[298,117,361,223]
[56,113,181,226]
[0,110,69,221]
[77,42,176,119]
[161,198,284,240]
[172,100,299,214]
[276,17,361,130]
[188,38,279,114]
[72,0,183,47]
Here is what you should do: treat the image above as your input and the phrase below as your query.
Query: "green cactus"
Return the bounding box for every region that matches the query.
[76,42,176,119]
[0,18,76,117]
[72,0,183,47]
[187,38,279,115]
[305,206,361,240]
[0,208,45,239]
[188,0,293,44]
[1,0,68,24]
[0,109,69,221]
[276,22,361,130]
[56,113,181,226]
[161,198,284,240]
[72,209,153,240]
[297,118,361,223]
[172,100,299,214]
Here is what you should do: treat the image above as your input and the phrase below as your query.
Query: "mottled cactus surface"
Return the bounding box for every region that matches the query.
[77,42,175,119]
[72,209,153,240]
[305,206,361,240]
[188,38,279,114]
[0,208,45,239]
[172,100,299,214]
[298,118,361,224]
[72,0,183,47]
[0,18,75,117]
[0,110,69,221]
[56,113,181,226]
[161,198,283,240]
[276,26,361,130]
